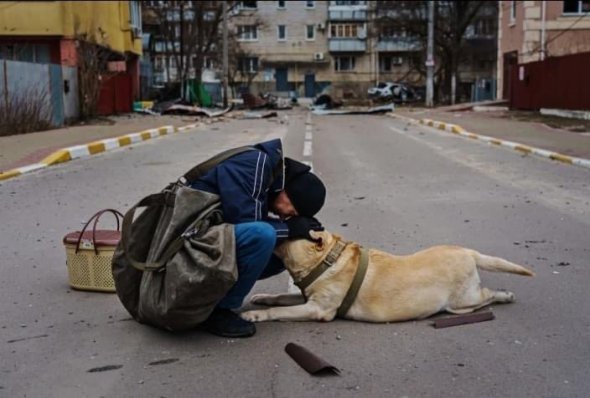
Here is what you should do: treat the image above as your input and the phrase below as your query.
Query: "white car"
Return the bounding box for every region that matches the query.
[368,82,420,103]
[368,82,396,98]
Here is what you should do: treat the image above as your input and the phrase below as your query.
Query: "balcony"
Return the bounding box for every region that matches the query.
[329,38,367,52]
[377,38,422,52]
[328,9,368,21]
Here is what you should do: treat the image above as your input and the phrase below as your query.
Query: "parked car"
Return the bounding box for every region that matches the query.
[367,82,421,103]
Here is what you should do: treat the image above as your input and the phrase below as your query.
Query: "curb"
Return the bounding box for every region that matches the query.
[389,113,590,170]
[0,123,201,182]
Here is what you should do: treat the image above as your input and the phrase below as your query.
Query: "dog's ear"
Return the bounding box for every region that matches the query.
[314,237,324,251]
[309,230,323,241]
[310,230,327,251]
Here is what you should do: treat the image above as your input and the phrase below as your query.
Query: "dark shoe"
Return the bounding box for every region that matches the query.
[202,308,256,338]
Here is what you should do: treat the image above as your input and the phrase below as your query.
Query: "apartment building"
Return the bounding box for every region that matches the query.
[231,0,378,97]
[498,0,590,99]
[234,1,498,101]
[141,1,498,102]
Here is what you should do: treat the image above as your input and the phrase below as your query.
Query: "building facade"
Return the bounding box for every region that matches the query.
[140,1,499,103]
[0,1,143,116]
[497,0,590,99]
[232,1,498,101]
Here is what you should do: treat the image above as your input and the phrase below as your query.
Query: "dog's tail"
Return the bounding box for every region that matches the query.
[472,251,535,277]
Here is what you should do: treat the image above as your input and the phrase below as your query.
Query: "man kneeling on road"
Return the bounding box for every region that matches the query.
[191,138,327,338]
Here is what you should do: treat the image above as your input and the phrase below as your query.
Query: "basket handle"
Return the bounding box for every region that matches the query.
[75,209,124,255]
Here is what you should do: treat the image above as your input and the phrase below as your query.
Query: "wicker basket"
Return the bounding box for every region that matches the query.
[63,209,123,293]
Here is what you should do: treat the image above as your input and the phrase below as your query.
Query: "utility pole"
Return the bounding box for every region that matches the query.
[222,1,229,108]
[426,0,434,107]
[179,1,185,101]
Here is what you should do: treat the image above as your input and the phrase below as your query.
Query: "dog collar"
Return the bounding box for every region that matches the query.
[294,240,370,319]
[294,240,348,292]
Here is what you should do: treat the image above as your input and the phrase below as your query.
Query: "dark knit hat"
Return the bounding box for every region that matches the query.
[284,158,326,217]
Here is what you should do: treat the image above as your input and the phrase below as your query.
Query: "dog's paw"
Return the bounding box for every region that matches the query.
[240,310,268,323]
[249,294,274,306]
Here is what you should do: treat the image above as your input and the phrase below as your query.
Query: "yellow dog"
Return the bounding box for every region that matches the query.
[241,230,534,323]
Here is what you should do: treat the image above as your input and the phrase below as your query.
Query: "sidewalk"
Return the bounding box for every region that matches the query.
[393,107,590,159]
[0,114,198,172]
[2,106,589,181]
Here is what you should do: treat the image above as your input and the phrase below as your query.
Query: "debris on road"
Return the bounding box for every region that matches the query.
[312,94,343,110]
[242,93,294,110]
[285,343,340,376]
[241,111,278,119]
[311,103,394,116]
[242,93,268,109]
[432,311,495,329]
[162,104,234,118]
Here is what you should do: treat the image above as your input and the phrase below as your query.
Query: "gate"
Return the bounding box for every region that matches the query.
[510,51,590,110]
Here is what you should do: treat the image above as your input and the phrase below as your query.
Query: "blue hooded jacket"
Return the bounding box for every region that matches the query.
[190,139,290,239]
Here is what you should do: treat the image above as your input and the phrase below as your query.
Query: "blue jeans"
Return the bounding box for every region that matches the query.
[216,222,286,309]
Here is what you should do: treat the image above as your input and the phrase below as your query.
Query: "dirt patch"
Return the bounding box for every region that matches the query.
[490,110,590,133]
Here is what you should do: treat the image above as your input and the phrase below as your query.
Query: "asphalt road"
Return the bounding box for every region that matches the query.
[1,108,589,397]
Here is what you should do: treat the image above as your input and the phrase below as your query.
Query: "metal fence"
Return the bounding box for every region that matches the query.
[0,60,78,127]
[510,51,590,111]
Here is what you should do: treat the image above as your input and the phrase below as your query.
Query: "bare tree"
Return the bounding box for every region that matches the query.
[76,34,121,119]
[149,1,239,95]
[147,1,269,101]
[374,1,496,104]
[225,34,261,97]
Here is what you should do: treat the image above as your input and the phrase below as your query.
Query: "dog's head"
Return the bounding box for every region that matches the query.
[274,230,337,280]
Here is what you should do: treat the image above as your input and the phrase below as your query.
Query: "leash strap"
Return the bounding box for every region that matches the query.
[337,247,369,318]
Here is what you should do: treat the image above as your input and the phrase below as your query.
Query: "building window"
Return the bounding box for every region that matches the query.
[0,43,51,63]
[306,25,316,40]
[379,55,403,72]
[330,23,360,38]
[237,25,258,41]
[203,57,214,69]
[563,1,590,14]
[238,57,259,73]
[306,1,315,8]
[334,1,366,5]
[203,10,216,21]
[239,1,258,9]
[130,1,142,35]
[155,56,166,71]
[334,56,356,71]
[380,26,406,39]
[277,25,287,41]
[277,0,286,8]
[510,1,516,23]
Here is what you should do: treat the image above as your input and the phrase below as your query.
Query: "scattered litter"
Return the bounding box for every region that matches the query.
[162,104,233,118]
[311,94,343,110]
[242,111,278,119]
[432,311,494,329]
[312,103,394,116]
[87,364,123,373]
[552,271,560,274]
[148,358,179,366]
[285,343,340,376]
[556,262,570,267]
[242,93,293,110]
[134,108,160,116]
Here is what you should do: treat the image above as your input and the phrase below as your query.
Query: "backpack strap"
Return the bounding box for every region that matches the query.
[179,146,256,185]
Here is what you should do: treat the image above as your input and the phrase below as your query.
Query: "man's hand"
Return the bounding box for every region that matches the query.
[286,216,324,241]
